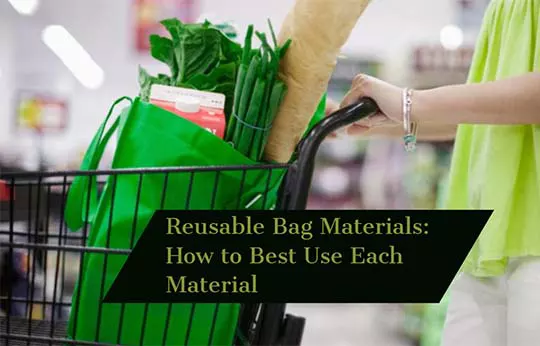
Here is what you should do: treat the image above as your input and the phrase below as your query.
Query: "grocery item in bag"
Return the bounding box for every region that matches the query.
[264,0,371,163]
[150,85,226,138]
[225,23,291,161]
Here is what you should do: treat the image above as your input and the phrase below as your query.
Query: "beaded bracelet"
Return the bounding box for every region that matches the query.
[402,88,417,152]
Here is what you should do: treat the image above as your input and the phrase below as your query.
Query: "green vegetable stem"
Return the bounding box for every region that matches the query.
[247,33,274,160]
[236,77,267,159]
[227,21,291,160]
[231,54,261,145]
[226,25,254,142]
[255,81,287,161]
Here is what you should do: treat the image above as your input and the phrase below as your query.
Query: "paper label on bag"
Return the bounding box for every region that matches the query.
[150,85,226,138]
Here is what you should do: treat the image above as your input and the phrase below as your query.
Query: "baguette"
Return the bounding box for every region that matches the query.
[264,0,371,163]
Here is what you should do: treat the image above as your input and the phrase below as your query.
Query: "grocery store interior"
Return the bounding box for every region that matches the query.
[0,0,490,345]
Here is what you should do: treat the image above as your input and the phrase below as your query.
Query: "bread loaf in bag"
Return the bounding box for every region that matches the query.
[264,0,371,163]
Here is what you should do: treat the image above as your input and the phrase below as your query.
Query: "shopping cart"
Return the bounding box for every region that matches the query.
[0,98,378,346]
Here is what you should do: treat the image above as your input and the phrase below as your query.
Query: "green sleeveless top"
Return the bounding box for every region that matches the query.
[445,0,540,277]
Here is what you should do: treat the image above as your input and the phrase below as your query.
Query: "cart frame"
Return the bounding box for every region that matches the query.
[0,99,377,346]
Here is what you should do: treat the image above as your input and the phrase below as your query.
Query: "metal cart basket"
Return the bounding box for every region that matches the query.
[0,99,377,346]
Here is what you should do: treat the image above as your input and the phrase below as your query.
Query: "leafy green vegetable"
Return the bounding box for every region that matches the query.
[219,29,243,63]
[138,18,291,162]
[256,81,287,160]
[268,19,279,48]
[138,67,170,101]
[225,25,254,142]
[149,35,177,77]
[182,33,221,81]
[232,55,259,145]
[237,77,267,160]
[138,19,242,118]
[227,21,292,160]
[184,62,237,89]
[231,54,261,145]
[279,40,292,59]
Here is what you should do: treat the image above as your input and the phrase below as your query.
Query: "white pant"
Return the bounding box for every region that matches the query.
[441,258,540,346]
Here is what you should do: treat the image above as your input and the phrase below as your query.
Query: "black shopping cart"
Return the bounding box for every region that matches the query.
[0,99,378,346]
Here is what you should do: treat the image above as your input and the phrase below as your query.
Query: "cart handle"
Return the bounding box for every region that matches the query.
[285,97,379,210]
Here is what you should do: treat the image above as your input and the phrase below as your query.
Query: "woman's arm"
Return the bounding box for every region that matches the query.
[338,73,540,136]
[350,124,458,141]
[327,96,457,141]
[414,72,540,125]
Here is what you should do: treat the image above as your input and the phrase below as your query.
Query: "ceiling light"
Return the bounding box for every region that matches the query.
[440,25,463,50]
[42,25,105,90]
[8,0,40,16]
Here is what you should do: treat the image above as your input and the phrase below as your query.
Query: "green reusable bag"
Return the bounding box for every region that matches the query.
[307,95,326,133]
[64,95,326,345]
[64,97,287,345]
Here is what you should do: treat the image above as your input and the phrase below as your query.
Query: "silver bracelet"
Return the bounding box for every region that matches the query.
[402,88,417,152]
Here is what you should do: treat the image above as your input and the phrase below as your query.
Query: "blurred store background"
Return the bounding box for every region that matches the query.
[0,0,490,345]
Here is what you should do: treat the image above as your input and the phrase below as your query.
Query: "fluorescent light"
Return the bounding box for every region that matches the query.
[42,25,105,90]
[8,0,40,16]
[440,25,463,50]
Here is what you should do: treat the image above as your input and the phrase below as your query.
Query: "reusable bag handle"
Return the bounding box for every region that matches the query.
[64,97,132,232]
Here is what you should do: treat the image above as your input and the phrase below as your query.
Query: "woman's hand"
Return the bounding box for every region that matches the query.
[326,75,458,141]
[340,74,403,134]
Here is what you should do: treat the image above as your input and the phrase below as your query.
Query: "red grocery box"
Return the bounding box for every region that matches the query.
[150,85,226,139]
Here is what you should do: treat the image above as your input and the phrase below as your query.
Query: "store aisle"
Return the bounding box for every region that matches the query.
[288,304,414,346]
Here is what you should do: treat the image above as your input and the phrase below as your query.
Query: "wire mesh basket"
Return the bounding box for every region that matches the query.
[0,99,378,346]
